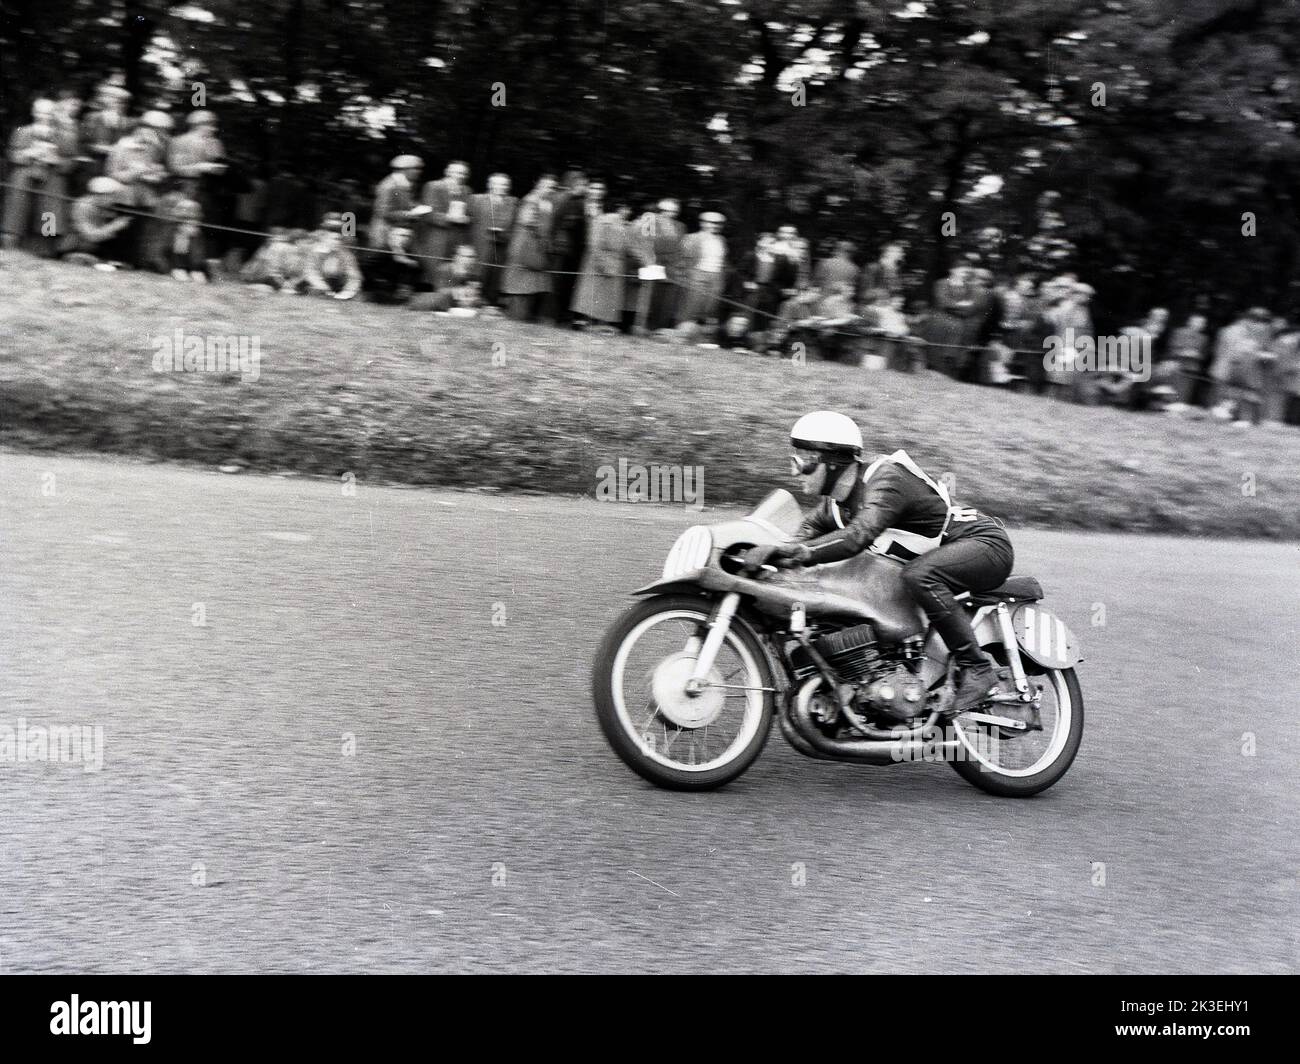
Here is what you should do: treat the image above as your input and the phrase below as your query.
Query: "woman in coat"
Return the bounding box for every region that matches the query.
[571,204,631,326]
[500,174,557,321]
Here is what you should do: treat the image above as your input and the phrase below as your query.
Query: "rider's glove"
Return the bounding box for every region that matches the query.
[742,543,811,572]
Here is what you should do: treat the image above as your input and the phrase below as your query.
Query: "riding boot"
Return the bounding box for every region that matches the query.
[929,608,999,714]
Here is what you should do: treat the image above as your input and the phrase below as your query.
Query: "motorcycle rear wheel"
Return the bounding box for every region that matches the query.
[593,594,776,791]
[947,667,1084,797]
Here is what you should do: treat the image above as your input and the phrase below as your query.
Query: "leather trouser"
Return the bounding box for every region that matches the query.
[901,519,1014,665]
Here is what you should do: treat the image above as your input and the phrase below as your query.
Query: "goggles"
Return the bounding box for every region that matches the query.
[790,453,823,477]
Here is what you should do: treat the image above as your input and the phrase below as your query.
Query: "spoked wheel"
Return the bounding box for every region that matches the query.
[948,667,1084,797]
[593,594,775,790]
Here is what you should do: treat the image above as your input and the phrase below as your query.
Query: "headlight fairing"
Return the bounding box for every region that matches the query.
[661,526,712,580]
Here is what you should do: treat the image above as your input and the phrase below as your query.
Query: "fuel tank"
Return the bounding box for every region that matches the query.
[773,550,926,641]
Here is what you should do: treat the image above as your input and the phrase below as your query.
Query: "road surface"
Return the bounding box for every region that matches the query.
[0,451,1295,972]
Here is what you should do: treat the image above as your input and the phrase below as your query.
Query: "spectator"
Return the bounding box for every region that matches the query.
[923,264,983,377]
[813,239,859,296]
[677,211,729,325]
[361,225,422,304]
[164,195,208,281]
[962,267,1001,383]
[2,99,71,255]
[736,232,780,341]
[1057,281,1097,402]
[418,160,472,284]
[61,175,133,265]
[716,312,757,352]
[417,244,483,311]
[368,154,427,251]
[1210,307,1272,424]
[168,111,227,244]
[548,173,603,325]
[80,83,131,180]
[469,173,518,306]
[1272,325,1300,426]
[105,112,172,270]
[51,87,87,193]
[240,227,307,292]
[500,174,557,321]
[859,241,907,304]
[572,202,632,328]
[630,197,685,331]
[303,216,363,299]
[1167,313,1209,405]
[770,225,809,293]
[1258,317,1290,424]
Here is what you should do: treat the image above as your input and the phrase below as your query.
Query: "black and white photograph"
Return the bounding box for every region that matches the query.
[0,0,1295,1026]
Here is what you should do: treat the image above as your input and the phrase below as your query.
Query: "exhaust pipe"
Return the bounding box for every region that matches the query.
[783,685,960,766]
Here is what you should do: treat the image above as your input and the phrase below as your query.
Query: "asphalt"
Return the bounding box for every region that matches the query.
[0,451,1295,972]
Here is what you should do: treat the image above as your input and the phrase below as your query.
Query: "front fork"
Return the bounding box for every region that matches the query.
[685,592,741,694]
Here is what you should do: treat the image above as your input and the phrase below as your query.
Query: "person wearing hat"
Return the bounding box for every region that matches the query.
[369,154,427,250]
[676,211,729,326]
[628,198,686,331]
[61,175,133,265]
[168,110,228,257]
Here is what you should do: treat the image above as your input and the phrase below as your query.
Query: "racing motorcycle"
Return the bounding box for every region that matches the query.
[593,490,1084,796]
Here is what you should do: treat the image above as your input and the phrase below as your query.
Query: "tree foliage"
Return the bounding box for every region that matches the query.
[3,0,1298,320]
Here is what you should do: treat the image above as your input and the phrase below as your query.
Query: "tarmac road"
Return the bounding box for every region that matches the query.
[0,451,1295,973]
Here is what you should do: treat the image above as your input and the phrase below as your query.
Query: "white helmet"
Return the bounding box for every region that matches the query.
[790,411,863,457]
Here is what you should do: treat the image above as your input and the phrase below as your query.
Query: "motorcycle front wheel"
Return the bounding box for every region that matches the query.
[592,594,776,791]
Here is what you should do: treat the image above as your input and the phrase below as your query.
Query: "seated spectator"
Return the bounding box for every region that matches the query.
[303,216,363,299]
[240,228,308,291]
[361,225,422,304]
[61,176,134,266]
[715,312,757,352]
[416,244,483,311]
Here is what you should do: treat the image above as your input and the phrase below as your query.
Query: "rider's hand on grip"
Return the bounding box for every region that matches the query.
[742,542,808,574]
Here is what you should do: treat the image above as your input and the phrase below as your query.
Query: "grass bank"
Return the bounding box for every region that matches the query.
[2,256,1296,538]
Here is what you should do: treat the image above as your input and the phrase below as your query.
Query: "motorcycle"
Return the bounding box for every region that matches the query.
[593,489,1084,796]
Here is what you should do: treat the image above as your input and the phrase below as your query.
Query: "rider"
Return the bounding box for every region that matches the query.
[743,411,1014,714]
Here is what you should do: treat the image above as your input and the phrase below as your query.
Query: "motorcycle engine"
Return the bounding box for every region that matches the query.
[858,666,927,723]
[813,624,926,724]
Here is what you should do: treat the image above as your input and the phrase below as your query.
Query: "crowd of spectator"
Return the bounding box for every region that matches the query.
[4,81,1299,429]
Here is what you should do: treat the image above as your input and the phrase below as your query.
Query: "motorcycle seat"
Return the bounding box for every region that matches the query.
[965,575,1044,605]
